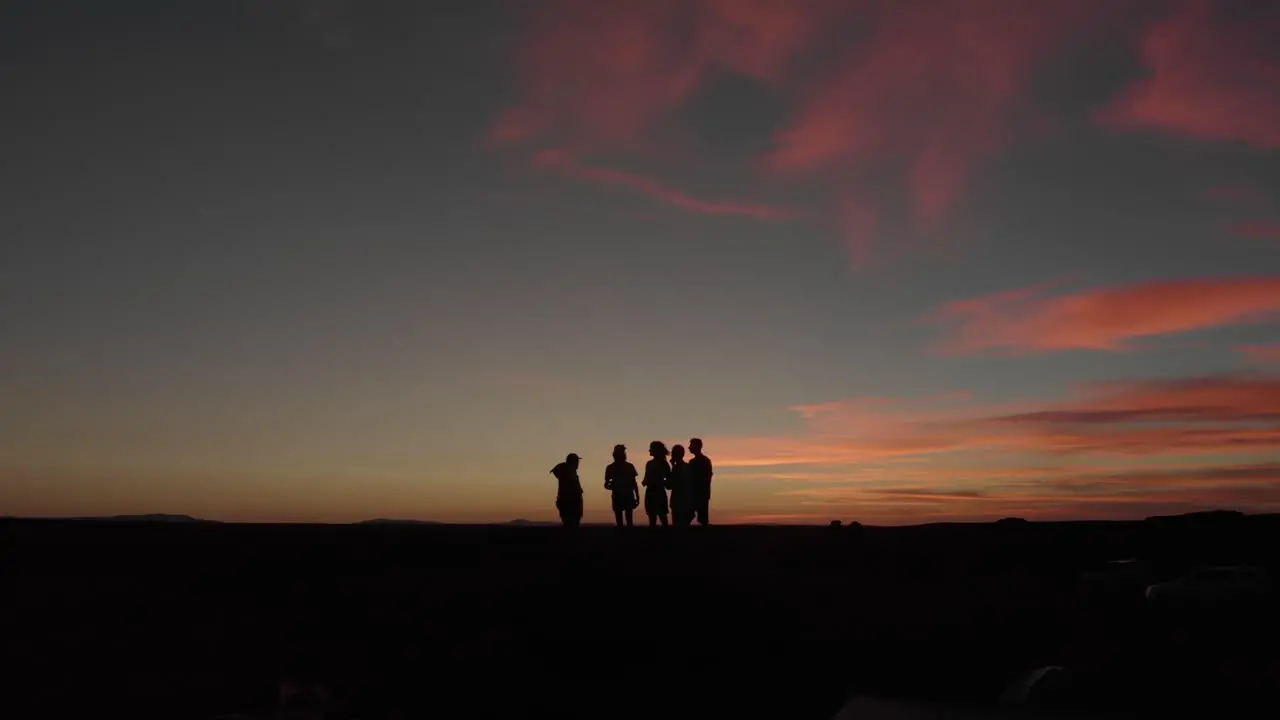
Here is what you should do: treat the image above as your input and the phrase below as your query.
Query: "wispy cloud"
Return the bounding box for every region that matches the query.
[760,0,1114,224]
[531,149,791,221]
[1231,221,1280,240]
[929,276,1280,355]
[488,0,1134,267]
[1240,344,1280,365]
[1096,0,1280,149]
[1206,184,1269,207]
[709,372,1280,523]
[488,0,836,149]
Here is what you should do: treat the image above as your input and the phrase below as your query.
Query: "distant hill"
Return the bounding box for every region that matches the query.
[1145,509,1245,522]
[355,518,442,525]
[96,514,213,523]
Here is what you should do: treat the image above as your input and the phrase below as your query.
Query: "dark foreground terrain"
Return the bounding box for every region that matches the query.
[4,514,1279,718]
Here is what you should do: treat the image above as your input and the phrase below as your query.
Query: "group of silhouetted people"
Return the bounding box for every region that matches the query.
[550,438,713,530]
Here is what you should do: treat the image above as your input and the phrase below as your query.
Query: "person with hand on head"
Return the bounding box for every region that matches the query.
[642,440,671,527]
[688,437,714,526]
[550,453,584,530]
[604,444,639,527]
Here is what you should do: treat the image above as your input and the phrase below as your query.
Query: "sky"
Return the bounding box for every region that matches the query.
[1,0,1278,525]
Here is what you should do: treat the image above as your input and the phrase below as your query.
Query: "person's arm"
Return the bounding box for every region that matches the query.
[604,466,613,490]
[631,466,640,504]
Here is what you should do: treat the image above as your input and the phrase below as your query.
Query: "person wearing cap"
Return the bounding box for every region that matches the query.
[550,452,584,530]
[603,444,639,527]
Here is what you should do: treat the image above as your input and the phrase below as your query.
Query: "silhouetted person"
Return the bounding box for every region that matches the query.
[689,437,713,525]
[604,444,639,527]
[643,440,671,527]
[550,453,584,530]
[668,444,694,526]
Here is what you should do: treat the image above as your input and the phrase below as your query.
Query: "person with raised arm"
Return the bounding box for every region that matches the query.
[550,452,584,531]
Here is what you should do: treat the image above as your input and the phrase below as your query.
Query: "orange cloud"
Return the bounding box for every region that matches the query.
[931,276,1280,355]
[716,373,1280,467]
[709,373,1280,523]
[1003,373,1280,424]
[1096,0,1280,149]
[532,149,791,220]
[768,461,1280,524]
[768,478,1280,525]
[1240,344,1280,365]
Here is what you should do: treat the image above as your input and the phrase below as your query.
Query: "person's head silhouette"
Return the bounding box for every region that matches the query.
[649,440,669,458]
[565,452,580,470]
[671,444,686,462]
[612,444,627,462]
[689,437,704,456]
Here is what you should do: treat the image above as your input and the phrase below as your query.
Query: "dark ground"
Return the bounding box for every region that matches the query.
[4,514,1278,718]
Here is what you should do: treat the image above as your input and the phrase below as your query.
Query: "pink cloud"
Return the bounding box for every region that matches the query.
[768,473,1280,524]
[772,461,1280,523]
[492,1,1280,271]
[761,0,1116,223]
[1096,0,1280,149]
[490,0,1128,265]
[1231,220,1280,240]
[1240,344,1280,365]
[489,0,839,150]
[714,373,1280,468]
[931,276,1280,355]
[1206,184,1268,207]
[710,373,1280,523]
[532,148,791,220]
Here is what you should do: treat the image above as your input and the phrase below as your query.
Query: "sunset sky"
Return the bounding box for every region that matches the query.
[2,0,1278,524]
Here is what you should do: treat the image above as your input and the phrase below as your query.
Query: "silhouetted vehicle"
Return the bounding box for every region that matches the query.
[604,444,639,527]
[643,440,670,527]
[1081,558,1151,606]
[1145,565,1273,610]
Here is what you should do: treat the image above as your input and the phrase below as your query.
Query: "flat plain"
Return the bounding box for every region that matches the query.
[4,514,1277,718]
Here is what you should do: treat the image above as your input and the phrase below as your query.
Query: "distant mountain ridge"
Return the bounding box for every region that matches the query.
[355,518,442,525]
[91,514,214,523]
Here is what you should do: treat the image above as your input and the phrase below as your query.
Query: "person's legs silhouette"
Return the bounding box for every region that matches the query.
[614,510,624,527]
[624,509,634,526]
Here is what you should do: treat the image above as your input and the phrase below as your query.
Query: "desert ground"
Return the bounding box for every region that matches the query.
[4,513,1277,718]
